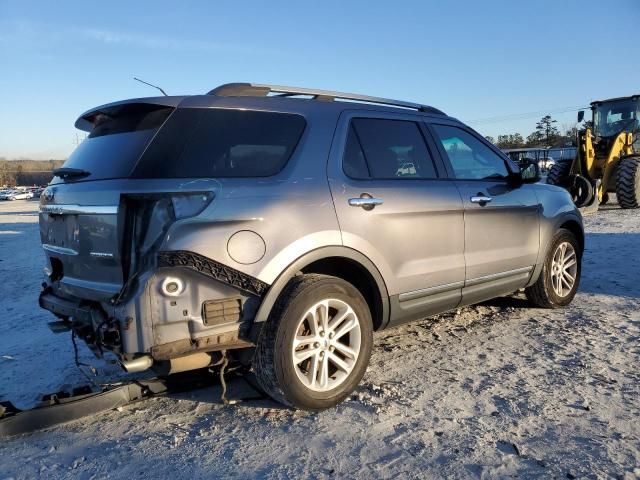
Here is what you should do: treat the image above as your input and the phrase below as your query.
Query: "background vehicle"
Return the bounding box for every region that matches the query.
[547,94,640,209]
[503,147,577,173]
[38,83,584,410]
[0,190,34,201]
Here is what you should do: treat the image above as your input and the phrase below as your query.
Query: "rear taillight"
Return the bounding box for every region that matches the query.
[171,192,215,219]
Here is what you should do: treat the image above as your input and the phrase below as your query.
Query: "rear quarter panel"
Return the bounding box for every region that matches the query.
[162,107,342,285]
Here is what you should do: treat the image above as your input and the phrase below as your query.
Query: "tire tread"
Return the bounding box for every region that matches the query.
[546,161,572,186]
[616,157,640,209]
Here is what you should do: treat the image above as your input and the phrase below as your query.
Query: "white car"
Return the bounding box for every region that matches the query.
[1,190,34,201]
[539,156,556,172]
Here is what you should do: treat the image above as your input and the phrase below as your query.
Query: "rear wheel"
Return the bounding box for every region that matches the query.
[253,274,373,410]
[525,229,581,308]
[616,156,640,209]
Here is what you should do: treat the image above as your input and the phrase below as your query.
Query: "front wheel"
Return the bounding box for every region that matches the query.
[253,274,373,410]
[525,229,581,308]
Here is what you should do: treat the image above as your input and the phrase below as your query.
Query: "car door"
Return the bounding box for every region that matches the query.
[327,111,465,328]
[427,122,540,306]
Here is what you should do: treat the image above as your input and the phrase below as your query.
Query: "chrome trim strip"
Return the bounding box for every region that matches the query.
[399,281,465,302]
[89,252,114,258]
[39,204,118,215]
[465,266,533,287]
[42,244,79,256]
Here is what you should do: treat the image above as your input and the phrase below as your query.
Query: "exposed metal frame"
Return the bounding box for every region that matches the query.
[207,83,446,115]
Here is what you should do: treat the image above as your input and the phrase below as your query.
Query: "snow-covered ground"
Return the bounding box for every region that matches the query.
[1,198,639,479]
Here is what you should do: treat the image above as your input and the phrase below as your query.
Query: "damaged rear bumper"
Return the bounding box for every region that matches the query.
[38,250,268,371]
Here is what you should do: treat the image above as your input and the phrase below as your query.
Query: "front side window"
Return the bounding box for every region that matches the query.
[133,108,306,178]
[431,125,509,180]
[343,118,438,179]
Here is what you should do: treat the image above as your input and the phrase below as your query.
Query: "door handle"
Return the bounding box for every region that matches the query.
[348,195,384,211]
[470,195,493,204]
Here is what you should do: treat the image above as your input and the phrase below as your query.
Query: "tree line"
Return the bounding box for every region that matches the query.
[0,159,65,186]
[484,115,580,149]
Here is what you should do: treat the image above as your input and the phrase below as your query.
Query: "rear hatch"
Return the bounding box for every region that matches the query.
[40,97,306,301]
[40,98,182,300]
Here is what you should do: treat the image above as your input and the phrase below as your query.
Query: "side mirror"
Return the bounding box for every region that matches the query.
[577,110,585,123]
[520,160,541,184]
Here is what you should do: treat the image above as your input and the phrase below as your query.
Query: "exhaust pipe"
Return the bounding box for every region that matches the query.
[165,352,214,375]
[121,355,153,373]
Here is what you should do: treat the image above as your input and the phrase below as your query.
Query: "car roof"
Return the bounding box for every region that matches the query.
[75,83,454,131]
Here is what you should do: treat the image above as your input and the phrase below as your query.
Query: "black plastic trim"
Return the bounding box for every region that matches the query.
[157,250,269,297]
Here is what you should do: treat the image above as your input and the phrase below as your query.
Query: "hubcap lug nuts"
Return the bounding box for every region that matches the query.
[313,342,320,348]
[329,346,335,352]
[328,332,334,339]
[319,331,325,337]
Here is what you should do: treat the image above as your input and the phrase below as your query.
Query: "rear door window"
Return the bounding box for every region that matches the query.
[133,109,306,178]
[343,118,438,179]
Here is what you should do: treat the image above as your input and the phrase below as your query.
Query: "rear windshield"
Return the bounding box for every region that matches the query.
[58,105,173,181]
[131,108,306,178]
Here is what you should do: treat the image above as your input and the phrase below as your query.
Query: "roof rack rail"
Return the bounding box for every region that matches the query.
[207,83,445,115]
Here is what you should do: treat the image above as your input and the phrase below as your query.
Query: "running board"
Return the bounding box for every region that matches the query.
[0,372,215,438]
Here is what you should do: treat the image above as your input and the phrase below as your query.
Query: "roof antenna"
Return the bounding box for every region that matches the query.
[133,77,168,96]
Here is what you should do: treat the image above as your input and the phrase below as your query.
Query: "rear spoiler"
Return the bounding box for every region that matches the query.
[74,96,187,132]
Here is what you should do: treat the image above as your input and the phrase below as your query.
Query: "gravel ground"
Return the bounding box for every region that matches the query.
[0,198,639,479]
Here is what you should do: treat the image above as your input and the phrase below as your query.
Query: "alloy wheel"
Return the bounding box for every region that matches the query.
[291,298,362,392]
[551,241,578,297]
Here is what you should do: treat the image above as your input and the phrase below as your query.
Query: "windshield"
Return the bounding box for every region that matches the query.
[593,99,640,137]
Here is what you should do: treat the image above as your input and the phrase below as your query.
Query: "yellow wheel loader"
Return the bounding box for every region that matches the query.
[547,94,640,210]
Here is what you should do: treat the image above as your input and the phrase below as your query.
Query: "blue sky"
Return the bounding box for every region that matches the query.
[1,0,638,159]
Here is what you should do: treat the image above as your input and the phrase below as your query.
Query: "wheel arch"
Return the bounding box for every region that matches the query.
[249,247,390,340]
[527,212,584,288]
[559,218,585,254]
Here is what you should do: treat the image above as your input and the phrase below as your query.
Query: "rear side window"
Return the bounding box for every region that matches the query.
[59,104,173,181]
[431,124,509,180]
[133,109,306,178]
[343,118,438,179]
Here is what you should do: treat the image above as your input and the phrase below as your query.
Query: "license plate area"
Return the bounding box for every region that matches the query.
[43,214,80,251]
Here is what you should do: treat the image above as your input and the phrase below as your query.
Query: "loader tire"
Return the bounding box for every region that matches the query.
[616,157,640,209]
[546,161,571,187]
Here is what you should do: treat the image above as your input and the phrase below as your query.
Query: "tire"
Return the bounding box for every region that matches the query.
[525,229,581,308]
[615,156,640,209]
[571,174,594,207]
[253,274,373,410]
[546,161,572,186]
[601,192,609,205]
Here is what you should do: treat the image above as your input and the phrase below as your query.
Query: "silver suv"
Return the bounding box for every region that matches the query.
[39,83,583,410]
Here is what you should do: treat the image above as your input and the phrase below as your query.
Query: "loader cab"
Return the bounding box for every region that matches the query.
[589,96,640,140]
